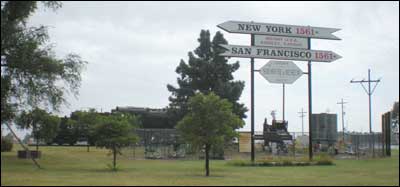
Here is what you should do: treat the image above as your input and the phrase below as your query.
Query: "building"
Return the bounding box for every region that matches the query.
[311,113,338,146]
[112,106,172,128]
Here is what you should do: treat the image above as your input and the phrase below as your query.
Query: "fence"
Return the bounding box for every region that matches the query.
[119,129,389,160]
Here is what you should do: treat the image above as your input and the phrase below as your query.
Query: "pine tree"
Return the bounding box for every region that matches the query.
[167,30,247,126]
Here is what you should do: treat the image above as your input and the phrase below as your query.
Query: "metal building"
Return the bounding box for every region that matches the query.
[311,113,338,145]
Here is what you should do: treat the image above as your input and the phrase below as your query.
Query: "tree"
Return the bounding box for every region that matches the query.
[53,116,75,145]
[70,109,99,149]
[392,101,399,134]
[4,132,14,141]
[93,114,139,171]
[176,92,244,176]
[1,1,87,125]
[167,30,247,127]
[15,108,60,151]
[22,133,31,144]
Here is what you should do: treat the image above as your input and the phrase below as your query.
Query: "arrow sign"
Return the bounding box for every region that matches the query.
[259,60,303,84]
[218,21,341,40]
[219,44,341,63]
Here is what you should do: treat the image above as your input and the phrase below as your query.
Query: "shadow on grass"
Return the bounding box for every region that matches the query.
[182,173,227,178]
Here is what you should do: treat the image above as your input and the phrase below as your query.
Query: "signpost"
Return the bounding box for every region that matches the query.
[217,20,341,161]
[218,20,341,40]
[219,44,341,63]
[259,60,303,84]
[259,60,303,129]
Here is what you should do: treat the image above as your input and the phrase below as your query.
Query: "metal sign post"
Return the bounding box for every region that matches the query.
[250,34,255,162]
[307,37,313,160]
[283,83,285,121]
[217,20,341,162]
[259,60,303,125]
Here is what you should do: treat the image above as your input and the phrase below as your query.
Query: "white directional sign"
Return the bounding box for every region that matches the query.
[219,44,341,63]
[255,35,308,49]
[259,60,303,84]
[218,21,341,40]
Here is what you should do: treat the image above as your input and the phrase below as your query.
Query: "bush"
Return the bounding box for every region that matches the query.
[227,160,252,166]
[261,161,275,166]
[314,153,334,165]
[228,155,334,167]
[295,162,311,166]
[1,138,13,152]
[281,159,294,166]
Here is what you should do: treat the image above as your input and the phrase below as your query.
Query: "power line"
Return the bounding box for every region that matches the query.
[298,108,307,136]
[337,98,348,147]
[350,69,381,157]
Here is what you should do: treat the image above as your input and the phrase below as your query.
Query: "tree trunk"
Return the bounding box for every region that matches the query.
[113,147,117,171]
[36,137,39,152]
[205,144,210,177]
[34,125,39,152]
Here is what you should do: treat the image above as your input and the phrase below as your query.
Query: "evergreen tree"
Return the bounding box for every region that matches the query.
[167,30,247,126]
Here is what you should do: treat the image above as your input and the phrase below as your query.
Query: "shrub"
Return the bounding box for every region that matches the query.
[228,155,334,167]
[227,160,252,166]
[1,137,13,152]
[281,159,294,166]
[315,153,334,165]
[295,162,311,166]
[257,160,274,166]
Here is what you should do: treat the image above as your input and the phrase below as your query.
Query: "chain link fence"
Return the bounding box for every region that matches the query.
[118,129,393,160]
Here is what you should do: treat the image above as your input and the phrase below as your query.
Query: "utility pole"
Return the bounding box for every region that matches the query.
[298,108,307,136]
[350,69,381,157]
[337,98,348,150]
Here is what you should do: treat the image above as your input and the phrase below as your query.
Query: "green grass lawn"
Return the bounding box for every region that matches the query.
[1,146,399,186]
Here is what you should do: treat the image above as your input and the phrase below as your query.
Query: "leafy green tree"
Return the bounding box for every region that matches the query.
[177,92,244,176]
[53,116,78,145]
[93,114,139,171]
[167,30,247,127]
[1,1,86,125]
[16,108,60,151]
[70,109,99,147]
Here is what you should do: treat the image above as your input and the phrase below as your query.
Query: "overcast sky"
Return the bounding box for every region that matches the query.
[6,1,399,137]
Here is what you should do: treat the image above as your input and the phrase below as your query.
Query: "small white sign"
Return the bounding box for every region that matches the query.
[259,60,303,84]
[255,35,308,49]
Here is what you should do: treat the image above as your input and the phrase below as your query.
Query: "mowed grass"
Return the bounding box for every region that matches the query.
[1,146,399,186]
